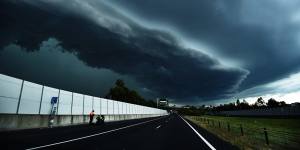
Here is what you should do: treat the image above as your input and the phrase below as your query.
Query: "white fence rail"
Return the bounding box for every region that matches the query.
[0,74,167,115]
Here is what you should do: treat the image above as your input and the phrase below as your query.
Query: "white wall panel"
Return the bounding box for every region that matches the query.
[119,102,124,114]
[0,74,22,113]
[125,103,129,114]
[136,105,140,114]
[134,104,137,114]
[140,106,143,114]
[124,103,127,114]
[138,105,143,114]
[100,98,107,115]
[130,104,133,114]
[40,86,59,114]
[144,107,147,114]
[1,74,168,116]
[128,104,131,114]
[84,95,93,115]
[129,104,132,114]
[57,90,72,115]
[93,97,101,115]
[143,107,146,114]
[18,81,43,114]
[132,104,135,114]
[107,99,113,114]
[72,93,83,115]
[113,101,119,115]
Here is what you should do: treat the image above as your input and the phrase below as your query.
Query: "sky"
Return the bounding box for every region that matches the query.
[1,0,300,105]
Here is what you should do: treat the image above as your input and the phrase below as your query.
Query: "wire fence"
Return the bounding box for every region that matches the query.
[187,116,300,150]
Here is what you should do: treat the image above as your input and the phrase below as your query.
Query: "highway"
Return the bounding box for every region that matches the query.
[0,114,238,150]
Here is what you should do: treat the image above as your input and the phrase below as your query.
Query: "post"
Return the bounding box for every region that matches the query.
[83,95,85,115]
[208,119,209,125]
[264,128,269,145]
[218,121,221,128]
[100,98,102,119]
[71,92,74,124]
[240,124,244,136]
[107,99,108,115]
[92,97,94,110]
[83,95,85,122]
[113,100,115,120]
[227,122,230,132]
[16,80,25,114]
[56,89,60,115]
[38,85,44,114]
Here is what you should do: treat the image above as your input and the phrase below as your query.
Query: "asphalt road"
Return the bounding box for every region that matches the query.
[0,114,238,150]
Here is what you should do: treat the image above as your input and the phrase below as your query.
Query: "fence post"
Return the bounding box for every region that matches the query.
[212,120,214,127]
[218,121,221,128]
[208,119,209,125]
[240,124,244,136]
[264,128,269,145]
[227,122,230,132]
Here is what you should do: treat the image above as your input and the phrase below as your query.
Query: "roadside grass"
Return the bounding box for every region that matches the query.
[185,115,300,150]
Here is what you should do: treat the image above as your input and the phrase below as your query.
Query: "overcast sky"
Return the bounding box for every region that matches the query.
[1,0,300,105]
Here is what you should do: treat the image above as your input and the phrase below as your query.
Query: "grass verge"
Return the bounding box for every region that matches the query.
[185,115,300,150]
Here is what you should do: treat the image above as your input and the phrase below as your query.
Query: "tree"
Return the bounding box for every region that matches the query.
[236,99,240,106]
[255,97,265,107]
[115,79,125,87]
[240,99,250,109]
[105,79,157,108]
[267,98,279,107]
[279,101,286,107]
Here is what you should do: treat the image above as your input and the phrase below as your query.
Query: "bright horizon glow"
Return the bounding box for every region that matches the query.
[202,72,300,106]
[237,71,300,104]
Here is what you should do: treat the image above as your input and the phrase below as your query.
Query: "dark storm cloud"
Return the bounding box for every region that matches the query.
[0,0,248,103]
[0,38,143,98]
[109,0,300,89]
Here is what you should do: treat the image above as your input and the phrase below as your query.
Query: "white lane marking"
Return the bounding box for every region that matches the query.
[179,115,216,150]
[26,117,165,150]
[156,125,161,129]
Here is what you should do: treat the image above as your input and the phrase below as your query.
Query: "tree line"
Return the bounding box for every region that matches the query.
[211,97,287,111]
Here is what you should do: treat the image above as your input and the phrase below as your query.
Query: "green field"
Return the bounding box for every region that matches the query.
[185,115,300,150]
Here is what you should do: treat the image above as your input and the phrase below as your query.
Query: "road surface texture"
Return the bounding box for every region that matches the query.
[0,114,238,150]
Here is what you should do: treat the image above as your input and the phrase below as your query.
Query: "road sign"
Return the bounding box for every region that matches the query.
[51,97,58,104]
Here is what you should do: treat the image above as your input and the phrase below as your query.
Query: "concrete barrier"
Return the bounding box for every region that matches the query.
[0,114,161,131]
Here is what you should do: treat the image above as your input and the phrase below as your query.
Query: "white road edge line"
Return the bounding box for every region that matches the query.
[26,117,165,150]
[179,115,216,150]
[156,125,161,129]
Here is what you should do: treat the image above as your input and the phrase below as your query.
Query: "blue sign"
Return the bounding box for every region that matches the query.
[51,97,58,104]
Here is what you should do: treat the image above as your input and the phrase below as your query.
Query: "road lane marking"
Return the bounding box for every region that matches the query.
[179,115,216,150]
[156,125,161,129]
[26,116,166,150]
